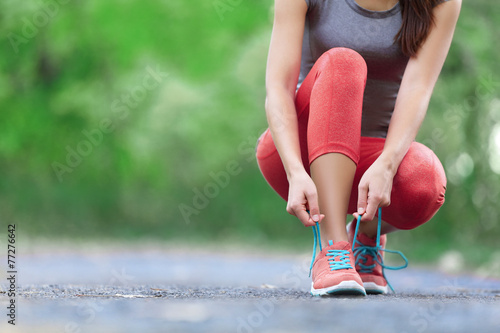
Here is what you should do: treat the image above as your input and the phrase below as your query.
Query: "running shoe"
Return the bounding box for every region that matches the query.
[309,223,366,296]
[347,208,408,294]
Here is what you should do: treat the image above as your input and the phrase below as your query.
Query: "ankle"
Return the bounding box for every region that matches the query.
[355,219,379,239]
[322,234,348,246]
[358,228,377,239]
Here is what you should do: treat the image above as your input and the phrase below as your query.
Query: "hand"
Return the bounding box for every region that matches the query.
[352,156,396,222]
[286,171,325,227]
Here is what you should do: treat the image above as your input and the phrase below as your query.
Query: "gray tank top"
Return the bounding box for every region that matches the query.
[298,0,447,138]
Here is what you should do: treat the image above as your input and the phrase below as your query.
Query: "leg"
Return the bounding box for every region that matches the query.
[311,154,356,242]
[347,137,447,231]
[356,215,399,238]
[346,137,447,294]
[257,48,368,296]
[382,140,447,229]
[256,47,368,223]
[305,48,367,245]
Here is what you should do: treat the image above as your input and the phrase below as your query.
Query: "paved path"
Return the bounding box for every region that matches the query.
[0,242,499,332]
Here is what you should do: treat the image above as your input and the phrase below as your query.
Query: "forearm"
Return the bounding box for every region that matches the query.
[380,86,432,175]
[379,0,461,176]
[265,88,305,180]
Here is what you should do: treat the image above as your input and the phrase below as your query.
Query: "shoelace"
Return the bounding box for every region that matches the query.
[308,217,353,277]
[309,220,322,277]
[352,207,409,293]
[326,244,353,270]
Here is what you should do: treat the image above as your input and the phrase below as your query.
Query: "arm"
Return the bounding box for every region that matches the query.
[380,0,462,173]
[356,0,462,221]
[266,0,323,226]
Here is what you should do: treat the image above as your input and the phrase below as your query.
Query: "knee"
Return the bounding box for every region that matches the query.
[324,47,365,63]
[402,179,446,219]
[390,180,446,230]
[317,47,367,79]
[392,143,447,227]
[255,129,276,160]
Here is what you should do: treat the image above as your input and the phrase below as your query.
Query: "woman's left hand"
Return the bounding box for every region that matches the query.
[353,155,397,221]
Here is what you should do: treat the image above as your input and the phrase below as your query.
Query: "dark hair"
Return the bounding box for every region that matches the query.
[395,0,442,57]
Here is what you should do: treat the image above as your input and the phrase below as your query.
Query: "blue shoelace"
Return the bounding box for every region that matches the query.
[309,225,353,277]
[308,208,409,292]
[308,213,354,277]
[352,208,408,293]
[309,220,322,277]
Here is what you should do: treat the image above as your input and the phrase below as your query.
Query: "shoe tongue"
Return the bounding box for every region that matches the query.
[326,240,350,250]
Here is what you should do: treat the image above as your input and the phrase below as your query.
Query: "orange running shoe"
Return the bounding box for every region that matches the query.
[309,224,366,296]
[347,208,408,294]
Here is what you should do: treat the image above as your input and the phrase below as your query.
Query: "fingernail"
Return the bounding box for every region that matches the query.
[312,214,320,222]
[358,208,364,214]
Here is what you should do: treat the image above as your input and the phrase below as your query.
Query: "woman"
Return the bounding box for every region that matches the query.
[255,0,461,296]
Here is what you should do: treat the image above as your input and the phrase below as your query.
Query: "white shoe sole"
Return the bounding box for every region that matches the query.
[363,282,388,294]
[311,280,366,296]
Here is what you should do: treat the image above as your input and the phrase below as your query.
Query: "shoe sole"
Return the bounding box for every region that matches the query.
[363,282,388,295]
[311,280,366,296]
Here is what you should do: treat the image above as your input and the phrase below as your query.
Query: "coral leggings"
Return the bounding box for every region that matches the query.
[256,48,447,230]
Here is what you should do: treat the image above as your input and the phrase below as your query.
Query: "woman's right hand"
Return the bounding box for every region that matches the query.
[286,171,325,227]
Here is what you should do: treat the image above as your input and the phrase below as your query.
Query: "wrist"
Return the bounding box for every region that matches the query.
[378,151,400,176]
[286,165,307,181]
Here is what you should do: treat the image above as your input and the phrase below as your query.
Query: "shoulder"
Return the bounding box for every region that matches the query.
[434,0,462,7]
[433,0,462,16]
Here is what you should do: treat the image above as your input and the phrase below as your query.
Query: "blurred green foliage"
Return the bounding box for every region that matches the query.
[0,0,499,263]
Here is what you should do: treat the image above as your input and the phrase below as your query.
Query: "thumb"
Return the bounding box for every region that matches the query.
[305,194,321,223]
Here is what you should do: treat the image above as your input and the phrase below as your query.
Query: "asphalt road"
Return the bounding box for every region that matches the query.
[1,241,499,332]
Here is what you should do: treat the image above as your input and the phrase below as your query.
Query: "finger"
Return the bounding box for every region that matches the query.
[353,212,366,224]
[298,209,315,227]
[363,196,379,221]
[357,183,368,216]
[305,191,321,223]
[380,196,391,208]
[304,210,324,226]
